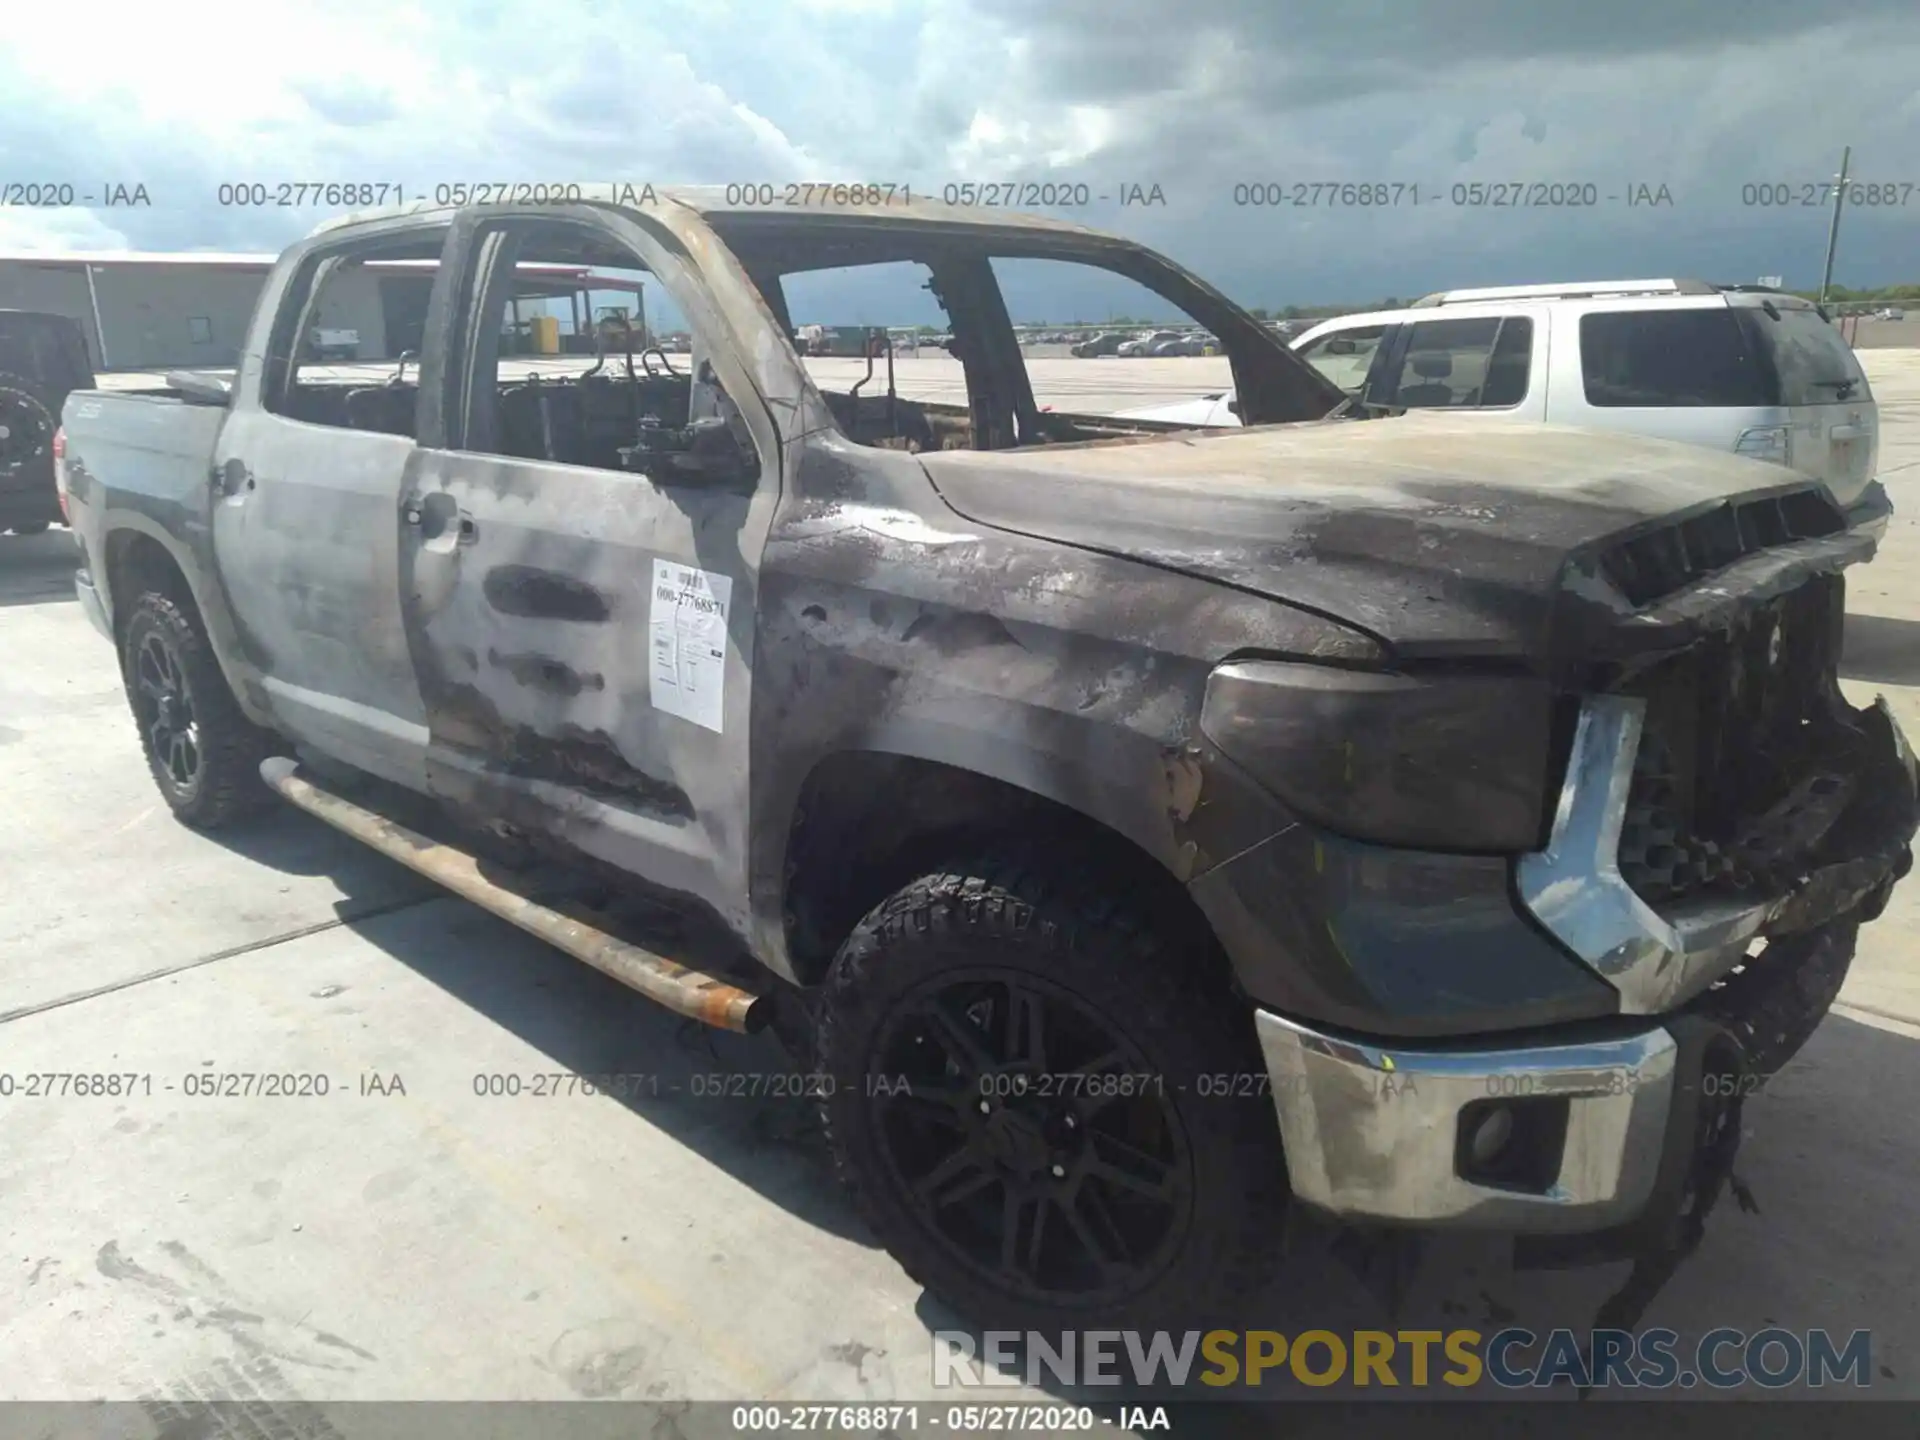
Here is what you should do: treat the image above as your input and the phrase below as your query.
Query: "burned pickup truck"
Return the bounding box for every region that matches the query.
[59,189,1917,1330]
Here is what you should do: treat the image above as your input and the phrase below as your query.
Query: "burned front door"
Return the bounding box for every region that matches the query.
[400,209,780,938]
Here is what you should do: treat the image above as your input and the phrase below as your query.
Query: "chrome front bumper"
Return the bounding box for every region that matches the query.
[1254,1011,1678,1229]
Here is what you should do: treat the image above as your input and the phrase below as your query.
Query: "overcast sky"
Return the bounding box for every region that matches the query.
[3,0,1917,311]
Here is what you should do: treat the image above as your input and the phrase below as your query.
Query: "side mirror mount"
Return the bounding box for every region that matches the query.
[166,370,232,407]
[619,416,757,486]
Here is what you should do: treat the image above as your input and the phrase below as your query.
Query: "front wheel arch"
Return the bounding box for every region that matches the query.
[777,751,1242,997]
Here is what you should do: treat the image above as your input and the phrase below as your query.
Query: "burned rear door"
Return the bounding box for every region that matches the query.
[400,207,781,938]
[209,221,453,788]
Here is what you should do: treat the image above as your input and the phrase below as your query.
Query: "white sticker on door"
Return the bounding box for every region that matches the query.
[649,559,734,733]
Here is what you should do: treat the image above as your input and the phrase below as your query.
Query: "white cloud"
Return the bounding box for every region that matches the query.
[1,0,1915,299]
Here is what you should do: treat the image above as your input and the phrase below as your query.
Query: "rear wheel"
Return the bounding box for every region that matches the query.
[121,591,276,828]
[816,851,1290,1331]
[0,371,58,526]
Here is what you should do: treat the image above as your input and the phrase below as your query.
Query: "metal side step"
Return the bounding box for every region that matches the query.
[259,757,765,1033]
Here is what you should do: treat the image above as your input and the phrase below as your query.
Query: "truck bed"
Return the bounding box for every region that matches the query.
[60,390,228,590]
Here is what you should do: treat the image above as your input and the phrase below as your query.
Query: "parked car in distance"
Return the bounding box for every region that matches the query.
[1117,279,1890,538]
[1879,307,1906,321]
[1070,331,1125,357]
[1,309,96,535]
[1119,329,1182,357]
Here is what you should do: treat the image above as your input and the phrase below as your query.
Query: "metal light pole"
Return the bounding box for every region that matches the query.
[1818,146,1851,307]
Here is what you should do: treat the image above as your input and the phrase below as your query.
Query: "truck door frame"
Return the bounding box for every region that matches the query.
[207,214,460,790]
[399,202,786,942]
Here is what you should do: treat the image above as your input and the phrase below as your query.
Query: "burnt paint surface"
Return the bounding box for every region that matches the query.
[920,413,1873,674]
[744,431,1383,978]
[483,566,612,623]
[62,195,1905,1038]
[399,443,754,918]
[1189,823,1619,1038]
[58,392,276,727]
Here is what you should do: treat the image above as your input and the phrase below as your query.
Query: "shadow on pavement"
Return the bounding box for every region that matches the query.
[0,527,79,608]
[1843,612,1920,686]
[199,784,867,1246]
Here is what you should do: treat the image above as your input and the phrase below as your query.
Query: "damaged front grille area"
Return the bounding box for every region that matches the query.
[1600,489,1844,609]
[1615,572,1880,908]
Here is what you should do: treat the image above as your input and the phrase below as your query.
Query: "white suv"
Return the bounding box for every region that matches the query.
[1119,279,1889,536]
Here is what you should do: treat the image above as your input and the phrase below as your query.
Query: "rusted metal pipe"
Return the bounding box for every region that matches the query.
[259,758,765,1032]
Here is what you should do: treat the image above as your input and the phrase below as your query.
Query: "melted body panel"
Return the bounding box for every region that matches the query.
[60,194,1912,1039]
[921,413,1864,664]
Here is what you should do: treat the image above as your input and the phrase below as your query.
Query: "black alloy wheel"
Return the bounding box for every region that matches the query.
[131,626,202,800]
[816,853,1291,1331]
[119,591,276,827]
[867,969,1195,1306]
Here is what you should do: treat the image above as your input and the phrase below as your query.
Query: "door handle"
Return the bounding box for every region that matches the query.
[1829,424,1864,440]
[213,459,254,496]
[406,491,474,547]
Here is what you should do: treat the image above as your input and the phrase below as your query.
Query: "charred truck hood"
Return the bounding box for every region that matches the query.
[920,412,1874,682]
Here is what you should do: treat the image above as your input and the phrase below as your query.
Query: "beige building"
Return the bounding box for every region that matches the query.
[0,252,275,370]
[0,251,645,372]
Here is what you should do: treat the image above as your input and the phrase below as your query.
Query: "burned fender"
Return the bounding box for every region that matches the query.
[745,442,1382,982]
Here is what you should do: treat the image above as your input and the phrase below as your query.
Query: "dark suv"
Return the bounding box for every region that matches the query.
[0,310,96,535]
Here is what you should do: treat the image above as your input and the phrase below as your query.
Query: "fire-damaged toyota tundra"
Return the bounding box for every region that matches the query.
[57,188,1917,1332]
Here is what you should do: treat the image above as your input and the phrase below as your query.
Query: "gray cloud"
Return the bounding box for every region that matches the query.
[2,0,1915,304]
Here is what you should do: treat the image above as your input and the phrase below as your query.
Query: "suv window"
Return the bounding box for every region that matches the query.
[0,316,88,387]
[1297,325,1385,392]
[1380,316,1533,409]
[1740,307,1868,406]
[1579,309,1772,407]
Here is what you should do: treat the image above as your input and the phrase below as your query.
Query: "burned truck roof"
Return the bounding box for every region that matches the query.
[309,183,1114,245]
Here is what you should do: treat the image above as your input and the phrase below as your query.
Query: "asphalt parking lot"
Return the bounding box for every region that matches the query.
[3,353,1919,1423]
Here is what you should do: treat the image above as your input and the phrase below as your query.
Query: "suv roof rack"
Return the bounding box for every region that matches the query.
[1407,278,1718,307]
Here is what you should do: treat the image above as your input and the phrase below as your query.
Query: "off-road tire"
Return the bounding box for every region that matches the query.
[121,591,276,828]
[816,850,1291,1332]
[0,370,57,476]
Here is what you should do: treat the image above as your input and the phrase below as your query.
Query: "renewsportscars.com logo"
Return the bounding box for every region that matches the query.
[933,1327,1874,1390]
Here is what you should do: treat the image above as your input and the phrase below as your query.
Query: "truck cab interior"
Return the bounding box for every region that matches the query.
[271,226,726,477]
[713,213,1345,452]
[265,212,1346,466]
